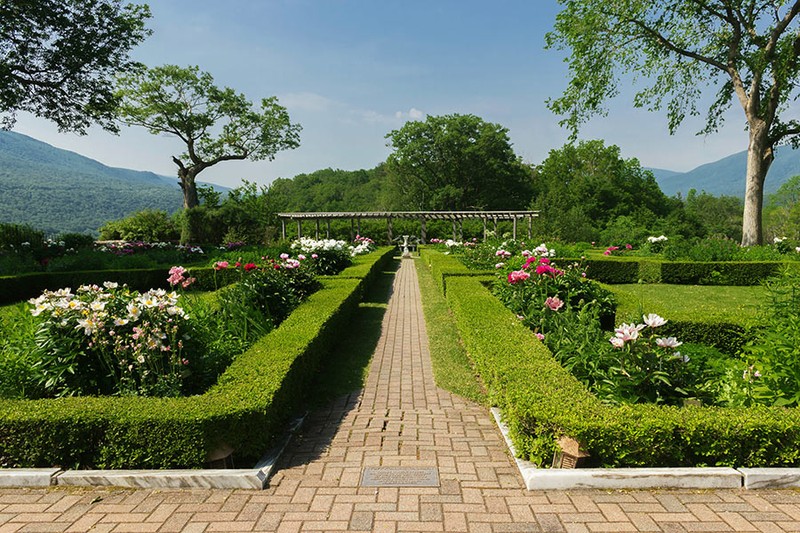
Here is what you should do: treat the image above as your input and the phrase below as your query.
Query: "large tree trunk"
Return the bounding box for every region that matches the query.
[741,126,774,246]
[179,169,199,210]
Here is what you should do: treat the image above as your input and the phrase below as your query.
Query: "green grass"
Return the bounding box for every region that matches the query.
[415,257,487,404]
[607,283,766,326]
[308,258,400,407]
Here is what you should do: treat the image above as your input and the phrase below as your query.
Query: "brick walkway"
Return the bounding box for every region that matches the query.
[2,257,800,532]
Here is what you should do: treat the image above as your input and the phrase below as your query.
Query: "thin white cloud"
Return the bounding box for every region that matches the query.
[394,107,425,121]
[278,92,340,113]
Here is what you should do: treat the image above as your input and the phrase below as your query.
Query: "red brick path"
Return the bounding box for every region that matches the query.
[2,257,800,532]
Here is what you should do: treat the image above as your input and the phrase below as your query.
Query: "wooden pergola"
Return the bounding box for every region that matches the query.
[276,211,539,243]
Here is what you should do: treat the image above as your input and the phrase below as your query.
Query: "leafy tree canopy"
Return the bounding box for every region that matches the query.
[384,114,533,210]
[115,64,302,215]
[532,140,672,241]
[0,0,151,133]
[546,0,800,246]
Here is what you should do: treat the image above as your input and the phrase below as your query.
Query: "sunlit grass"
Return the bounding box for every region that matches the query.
[415,257,487,404]
[607,283,766,326]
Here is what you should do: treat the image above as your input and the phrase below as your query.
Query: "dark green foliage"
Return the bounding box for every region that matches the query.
[99,209,179,242]
[0,0,151,133]
[660,262,783,286]
[684,190,744,241]
[662,321,747,356]
[267,166,391,212]
[0,247,394,468]
[531,141,672,242]
[385,114,533,210]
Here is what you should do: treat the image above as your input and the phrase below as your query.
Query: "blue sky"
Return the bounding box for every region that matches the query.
[12,0,749,188]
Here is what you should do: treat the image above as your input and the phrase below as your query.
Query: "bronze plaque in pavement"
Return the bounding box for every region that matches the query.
[360,467,440,487]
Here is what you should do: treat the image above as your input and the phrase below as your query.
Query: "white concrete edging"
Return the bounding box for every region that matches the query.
[490,407,800,490]
[0,415,304,490]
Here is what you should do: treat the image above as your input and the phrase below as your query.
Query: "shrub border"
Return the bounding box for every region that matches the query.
[422,249,800,468]
[0,247,394,469]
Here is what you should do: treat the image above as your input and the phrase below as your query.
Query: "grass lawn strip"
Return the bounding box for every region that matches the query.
[415,257,487,405]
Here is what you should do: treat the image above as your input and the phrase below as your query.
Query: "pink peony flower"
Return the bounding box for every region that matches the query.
[544,296,564,311]
[214,261,229,270]
[535,332,545,341]
[609,337,625,349]
[495,262,505,269]
[311,253,319,259]
[243,262,257,272]
[280,253,289,260]
[507,270,530,284]
[655,337,682,349]
[614,323,646,342]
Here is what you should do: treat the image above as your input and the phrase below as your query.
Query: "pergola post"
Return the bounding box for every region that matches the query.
[326,219,331,238]
[458,219,463,241]
[315,219,320,239]
[350,218,355,241]
[387,217,393,242]
[528,215,533,240]
[297,220,302,239]
[452,219,457,240]
[493,217,498,235]
[513,216,518,240]
[482,217,487,241]
[420,217,427,244]
[281,219,286,240]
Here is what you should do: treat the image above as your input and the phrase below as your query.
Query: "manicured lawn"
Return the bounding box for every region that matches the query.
[415,257,487,404]
[607,283,765,326]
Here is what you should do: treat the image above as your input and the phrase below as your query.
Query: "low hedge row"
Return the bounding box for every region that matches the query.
[580,258,798,285]
[443,275,800,468]
[0,247,394,469]
[418,248,493,294]
[0,248,396,305]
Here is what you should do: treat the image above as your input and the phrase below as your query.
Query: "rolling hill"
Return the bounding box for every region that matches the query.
[0,131,224,235]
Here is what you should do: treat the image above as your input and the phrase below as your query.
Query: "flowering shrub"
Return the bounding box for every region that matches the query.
[352,235,376,256]
[28,283,190,397]
[492,251,616,335]
[290,237,354,274]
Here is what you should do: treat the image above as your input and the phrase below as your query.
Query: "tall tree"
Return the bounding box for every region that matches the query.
[0,0,151,133]
[546,0,800,246]
[115,65,301,214]
[532,140,671,241]
[385,114,533,210]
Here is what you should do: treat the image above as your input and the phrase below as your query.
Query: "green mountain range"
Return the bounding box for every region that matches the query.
[0,131,214,235]
[650,147,800,198]
[3,129,800,236]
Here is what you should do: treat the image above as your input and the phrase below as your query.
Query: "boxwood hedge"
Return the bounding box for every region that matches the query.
[443,274,800,468]
[0,247,394,469]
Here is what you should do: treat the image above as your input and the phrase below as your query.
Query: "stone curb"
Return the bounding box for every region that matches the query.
[0,415,304,490]
[490,407,800,490]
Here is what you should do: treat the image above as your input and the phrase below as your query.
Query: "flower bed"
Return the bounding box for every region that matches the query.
[0,247,394,469]
[441,272,800,468]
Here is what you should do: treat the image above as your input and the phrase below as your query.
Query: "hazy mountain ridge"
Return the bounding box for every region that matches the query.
[0,131,224,234]
[650,147,800,198]
[3,129,800,235]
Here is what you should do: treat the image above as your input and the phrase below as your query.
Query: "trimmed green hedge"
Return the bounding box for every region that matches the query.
[419,247,493,294]
[577,258,796,286]
[443,275,800,468]
[0,247,394,469]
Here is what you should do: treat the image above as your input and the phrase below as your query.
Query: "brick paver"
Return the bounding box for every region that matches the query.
[2,257,800,532]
